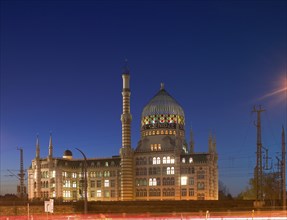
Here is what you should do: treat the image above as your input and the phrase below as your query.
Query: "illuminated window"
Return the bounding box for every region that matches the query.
[97,190,102,197]
[171,157,175,164]
[152,131,155,135]
[104,180,109,187]
[154,144,157,151]
[173,131,176,135]
[181,176,187,185]
[158,144,161,150]
[156,130,160,134]
[149,131,151,135]
[105,162,109,167]
[169,130,172,134]
[157,157,160,164]
[189,157,193,163]
[165,130,168,134]
[171,167,174,174]
[72,172,77,178]
[51,171,56,178]
[167,156,171,164]
[182,158,186,163]
[72,181,77,188]
[64,180,70,188]
[161,130,164,134]
[153,157,157,165]
[151,144,154,151]
[167,167,170,175]
[149,178,157,186]
[163,157,167,164]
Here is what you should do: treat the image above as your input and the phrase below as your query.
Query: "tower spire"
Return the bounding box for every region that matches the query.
[49,132,53,158]
[36,134,40,158]
[189,125,194,153]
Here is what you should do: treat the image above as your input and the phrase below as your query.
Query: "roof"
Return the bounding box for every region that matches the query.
[142,86,185,118]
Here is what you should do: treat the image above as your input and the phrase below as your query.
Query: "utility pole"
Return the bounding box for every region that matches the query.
[17,147,26,199]
[282,126,286,210]
[252,105,265,202]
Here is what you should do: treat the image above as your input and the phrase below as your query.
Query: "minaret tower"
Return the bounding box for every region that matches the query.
[119,61,134,201]
[35,135,41,198]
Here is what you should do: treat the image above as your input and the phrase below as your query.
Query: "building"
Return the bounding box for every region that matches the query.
[28,67,218,201]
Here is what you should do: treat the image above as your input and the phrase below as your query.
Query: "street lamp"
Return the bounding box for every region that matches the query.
[75,148,88,214]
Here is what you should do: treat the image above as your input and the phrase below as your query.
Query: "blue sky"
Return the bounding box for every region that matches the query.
[0,0,286,196]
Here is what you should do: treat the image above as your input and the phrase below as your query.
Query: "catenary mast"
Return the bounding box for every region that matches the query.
[252,105,265,201]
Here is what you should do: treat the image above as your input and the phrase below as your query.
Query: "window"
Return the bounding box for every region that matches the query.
[158,144,161,150]
[167,156,171,164]
[189,177,194,185]
[90,180,95,188]
[97,180,101,188]
[96,190,102,197]
[104,190,110,198]
[110,179,115,187]
[189,157,193,163]
[197,170,205,179]
[182,158,186,163]
[167,167,170,175]
[151,144,154,151]
[105,162,109,167]
[90,172,95,178]
[189,188,194,196]
[157,157,161,164]
[171,167,174,174]
[90,191,95,198]
[149,178,157,186]
[153,157,157,165]
[111,190,115,198]
[171,157,175,164]
[163,157,167,164]
[181,188,187,196]
[104,180,110,187]
[197,182,205,190]
[72,181,77,188]
[181,176,187,186]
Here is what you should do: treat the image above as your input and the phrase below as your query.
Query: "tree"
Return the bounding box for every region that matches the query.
[219,181,233,200]
[237,172,280,201]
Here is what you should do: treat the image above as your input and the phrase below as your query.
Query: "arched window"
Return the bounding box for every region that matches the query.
[153,178,157,186]
[189,157,193,163]
[167,167,171,175]
[149,178,153,186]
[171,167,174,174]
[157,157,160,164]
[171,157,175,164]
[158,144,161,150]
[153,157,156,165]
[163,157,167,164]
[182,158,186,163]
[167,156,171,164]
[151,144,154,151]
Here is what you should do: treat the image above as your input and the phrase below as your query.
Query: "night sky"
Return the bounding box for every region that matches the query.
[1,0,286,196]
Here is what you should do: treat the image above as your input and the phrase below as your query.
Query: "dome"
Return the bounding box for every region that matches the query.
[64,150,72,157]
[142,83,184,118]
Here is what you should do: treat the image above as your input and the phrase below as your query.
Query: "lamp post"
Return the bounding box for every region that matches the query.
[75,148,88,214]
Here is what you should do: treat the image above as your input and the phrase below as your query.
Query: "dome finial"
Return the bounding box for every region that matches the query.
[160,82,165,90]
